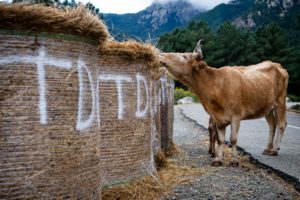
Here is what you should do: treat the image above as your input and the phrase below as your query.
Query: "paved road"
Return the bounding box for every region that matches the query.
[179,103,300,183]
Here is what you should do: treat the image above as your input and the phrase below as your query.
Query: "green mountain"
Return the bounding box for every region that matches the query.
[232,0,300,29]
[194,0,255,30]
[103,0,204,41]
[103,0,300,42]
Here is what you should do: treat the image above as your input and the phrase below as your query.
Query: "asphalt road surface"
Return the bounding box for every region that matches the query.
[179,103,300,183]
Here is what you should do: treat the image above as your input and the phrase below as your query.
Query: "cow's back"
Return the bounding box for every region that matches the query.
[213,61,288,121]
[239,61,288,119]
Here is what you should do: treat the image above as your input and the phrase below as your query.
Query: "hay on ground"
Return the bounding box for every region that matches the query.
[0,4,109,45]
[102,160,205,200]
[155,151,168,170]
[164,141,179,157]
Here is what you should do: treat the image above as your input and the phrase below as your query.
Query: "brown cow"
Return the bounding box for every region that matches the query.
[160,41,289,167]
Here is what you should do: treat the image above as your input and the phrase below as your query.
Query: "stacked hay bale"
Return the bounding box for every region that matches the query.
[0,4,108,199]
[0,3,173,199]
[98,41,161,185]
[160,70,175,152]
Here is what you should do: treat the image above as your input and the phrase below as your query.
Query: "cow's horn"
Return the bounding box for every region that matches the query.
[193,39,203,60]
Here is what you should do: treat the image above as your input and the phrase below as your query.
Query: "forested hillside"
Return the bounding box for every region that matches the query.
[193,0,255,30]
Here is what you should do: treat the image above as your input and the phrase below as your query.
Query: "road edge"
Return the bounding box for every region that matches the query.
[179,107,300,193]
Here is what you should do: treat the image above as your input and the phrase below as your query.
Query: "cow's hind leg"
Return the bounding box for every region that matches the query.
[212,126,225,167]
[211,129,217,158]
[263,111,277,156]
[230,119,240,167]
[272,106,287,154]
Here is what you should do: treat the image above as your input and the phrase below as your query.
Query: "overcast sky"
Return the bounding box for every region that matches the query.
[80,0,231,14]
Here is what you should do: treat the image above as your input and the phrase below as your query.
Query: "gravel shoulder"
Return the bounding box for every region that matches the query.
[162,106,300,200]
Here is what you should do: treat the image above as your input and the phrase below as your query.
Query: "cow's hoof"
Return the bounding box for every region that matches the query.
[211,153,215,158]
[211,160,222,167]
[230,160,240,167]
[263,149,278,156]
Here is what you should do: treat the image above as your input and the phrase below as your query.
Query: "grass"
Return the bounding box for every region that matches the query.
[174,88,199,105]
[290,104,300,111]
[288,94,300,102]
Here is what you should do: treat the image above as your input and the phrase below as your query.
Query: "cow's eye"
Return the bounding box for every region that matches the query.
[183,55,187,59]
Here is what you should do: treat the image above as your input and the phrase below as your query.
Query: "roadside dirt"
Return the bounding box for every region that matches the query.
[162,107,300,200]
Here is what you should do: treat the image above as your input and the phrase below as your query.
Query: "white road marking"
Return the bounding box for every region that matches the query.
[287,125,300,130]
[259,119,300,130]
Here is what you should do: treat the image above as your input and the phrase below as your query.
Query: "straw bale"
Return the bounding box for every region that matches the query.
[160,73,174,151]
[0,9,174,196]
[151,79,162,156]
[0,3,109,45]
[0,35,103,199]
[98,55,155,185]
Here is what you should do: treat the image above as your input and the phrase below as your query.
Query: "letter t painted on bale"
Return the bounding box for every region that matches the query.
[99,74,132,120]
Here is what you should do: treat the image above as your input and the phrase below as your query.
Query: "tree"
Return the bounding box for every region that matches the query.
[255,23,292,63]
[158,21,215,53]
[210,22,258,67]
[256,23,299,95]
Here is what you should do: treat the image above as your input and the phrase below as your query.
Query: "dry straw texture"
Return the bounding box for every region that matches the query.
[102,159,204,200]
[100,40,161,79]
[0,3,109,44]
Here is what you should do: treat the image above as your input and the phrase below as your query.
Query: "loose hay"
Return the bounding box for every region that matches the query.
[164,141,180,157]
[155,151,168,170]
[100,40,161,79]
[102,160,205,200]
[0,3,109,44]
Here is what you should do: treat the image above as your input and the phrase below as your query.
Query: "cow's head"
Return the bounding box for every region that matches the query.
[159,40,206,86]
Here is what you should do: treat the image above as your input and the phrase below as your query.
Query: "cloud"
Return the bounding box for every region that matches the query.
[154,0,231,10]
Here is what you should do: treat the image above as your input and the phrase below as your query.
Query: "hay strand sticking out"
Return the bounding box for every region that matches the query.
[0,4,109,45]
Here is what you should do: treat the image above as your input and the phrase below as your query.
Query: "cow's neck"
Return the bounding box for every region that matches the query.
[192,66,223,115]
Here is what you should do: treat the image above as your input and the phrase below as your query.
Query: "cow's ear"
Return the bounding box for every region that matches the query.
[193,61,207,71]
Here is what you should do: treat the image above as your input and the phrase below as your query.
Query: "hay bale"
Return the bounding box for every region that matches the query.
[98,54,158,185]
[0,35,162,197]
[0,3,171,197]
[0,3,109,45]
[159,70,175,151]
[0,35,102,199]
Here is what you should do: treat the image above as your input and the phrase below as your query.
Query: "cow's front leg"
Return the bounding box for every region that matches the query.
[212,126,225,167]
[230,119,240,167]
[208,118,217,157]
